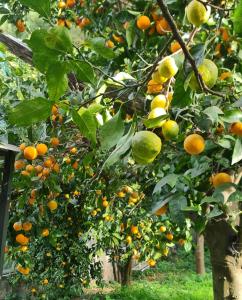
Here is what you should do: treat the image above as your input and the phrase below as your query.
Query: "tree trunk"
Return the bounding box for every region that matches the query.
[119,256,132,286]
[205,220,242,300]
[195,234,205,275]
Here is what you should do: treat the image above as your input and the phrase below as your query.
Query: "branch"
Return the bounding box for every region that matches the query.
[156,0,225,99]
[198,0,234,11]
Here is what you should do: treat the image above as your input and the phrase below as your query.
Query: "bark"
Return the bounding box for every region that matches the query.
[205,220,242,300]
[195,234,206,275]
[118,256,132,286]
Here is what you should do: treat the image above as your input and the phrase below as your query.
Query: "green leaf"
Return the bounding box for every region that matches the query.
[88,38,116,59]
[19,0,50,17]
[203,106,224,124]
[228,191,242,202]
[206,206,223,219]
[99,109,125,151]
[8,98,51,126]
[103,121,136,168]
[46,63,68,101]
[153,174,179,194]
[143,114,169,129]
[126,20,136,48]
[184,44,205,76]
[201,196,219,204]
[45,26,73,54]
[172,71,192,107]
[72,109,97,144]
[221,109,242,123]
[233,0,242,37]
[232,138,242,165]
[169,194,187,225]
[71,61,95,84]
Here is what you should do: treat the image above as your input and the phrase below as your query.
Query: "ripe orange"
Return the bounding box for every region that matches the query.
[53,163,60,173]
[131,225,139,235]
[212,172,232,188]
[137,15,151,30]
[112,34,124,44]
[72,161,79,169]
[170,41,181,53]
[66,0,76,7]
[17,265,30,275]
[23,222,32,232]
[106,40,115,48]
[42,228,50,237]
[70,147,77,154]
[117,191,126,198]
[19,143,26,151]
[147,79,163,94]
[24,146,38,160]
[47,200,58,211]
[156,17,171,35]
[178,239,185,246]
[21,170,30,176]
[43,279,49,285]
[58,1,66,9]
[20,245,28,252]
[147,258,156,267]
[166,233,174,241]
[42,168,50,176]
[155,205,167,216]
[26,165,35,172]
[184,134,205,155]
[30,189,37,198]
[16,234,29,245]
[44,158,53,168]
[28,198,35,205]
[36,143,48,156]
[13,222,22,231]
[16,20,25,32]
[102,200,109,208]
[51,105,59,115]
[159,225,166,233]
[57,19,65,27]
[50,137,60,147]
[35,165,43,173]
[230,122,242,136]
[81,17,91,27]
[220,27,229,41]
[14,160,25,170]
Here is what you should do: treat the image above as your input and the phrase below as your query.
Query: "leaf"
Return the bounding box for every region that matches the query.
[126,20,136,48]
[221,109,242,123]
[201,196,219,204]
[206,206,223,219]
[19,0,50,17]
[228,191,242,202]
[203,106,224,124]
[103,121,136,168]
[184,44,205,76]
[169,194,187,225]
[153,174,179,194]
[88,38,116,59]
[232,138,242,165]
[72,61,95,84]
[44,26,73,54]
[99,109,125,151]
[72,109,97,145]
[8,98,51,126]
[233,0,242,37]
[172,71,192,107]
[217,138,232,149]
[46,63,68,101]
[143,114,169,129]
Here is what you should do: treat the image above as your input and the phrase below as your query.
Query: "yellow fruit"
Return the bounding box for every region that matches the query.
[42,228,50,237]
[166,233,174,241]
[17,265,30,275]
[19,143,26,151]
[152,71,168,84]
[14,160,25,170]
[22,222,32,232]
[137,15,151,30]
[16,20,25,32]
[163,247,169,256]
[20,245,28,252]
[212,172,232,188]
[43,279,49,285]
[220,71,231,81]
[13,222,22,231]
[112,34,124,43]
[147,258,156,267]
[131,225,139,235]
[53,163,60,173]
[21,170,30,176]
[35,165,43,173]
[132,131,162,164]
[24,146,38,160]
[117,191,126,198]
[16,234,29,245]
[189,59,218,90]
[162,120,179,140]
[158,56,178,79]
[186,0,210,27]
[72,161,79,169]
[230,122,242,136]
[151,94,167,110]
[50,137,60,147]
[66,0,75,7]
[147,79,163,94]
[102,200,109,208]
[36,143,48,156]
[159,225,167,233]
[126,236,132,244]
[184,134,205,155]
[106,40,115,48]
[70,147,77,154]
[148,108,167,127]
[47,200,58,211]
[91,210,97,217]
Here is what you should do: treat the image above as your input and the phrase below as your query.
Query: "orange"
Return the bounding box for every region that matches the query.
[156,17,171,35]
[36,143,48,156]
[57,19,65,27]
[159,225,166,232]
[24,146,38,160]
[21,170,30,176]
[137,15,151,30]
[15,160,25,170]
[166,233,173,241]
[58,1,66,9]
[43,279,49,285]
[28,198,35,205]
[155,205,167,216]
[184,134,205,155]
[20,245,28,252]
[117,191,126,198]
[170,41,181,53]
[230,122,242,136]
[17,265,30,275]
[220,27,229,41]
[131,225,139,235]
[44,158,53,168]
[42,228,50,237]
[102,200,109,208]
[26,165,35,172]
[30,189,37,198]
[70,147,77,154]
[23,222,32,232]
[81,17,91,27]
[16,234,29,245]
[51,105,59,115]
[151,8,160,21]
[53,163,60,173]
[147,258,156,267]
[13,222,22,231]
[35,165,43,173]
[147,79,163,94]
[65,157,71,164]
[91,210,97,217]
[72,161,79,169]
[66,0,76,7]
[106,40,114,48]
[126,236,132,244]
[16,20,25,32]
[178,239,185,246]
[19,143,26,151]
[212,172,232,188]
[50,137,60,147]
[42,168,50,176]
[220,71,231,81]
[112,34,124,44]
[47,200,58,211]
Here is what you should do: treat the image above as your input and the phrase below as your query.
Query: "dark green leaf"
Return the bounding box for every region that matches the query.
[172,71,192,107]
[143,114,169,129]
[203,106,224,124]
[8,98,51,126]
[232,138,242,165]
[45,26,73,54]
[184,44,205,76]
[153,174,179,194]
[126,20,136,48]
[72,61,95,84]
[233,0,242,37]
[89,38,115,59]
[19,0,50,17]
[206,206,223,219]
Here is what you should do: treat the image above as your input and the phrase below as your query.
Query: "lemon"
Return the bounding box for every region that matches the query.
[152,71,168,84]
[186,0,210,27]
[151,95,167,110]
[158,56,178,79]
[162,120,179,140]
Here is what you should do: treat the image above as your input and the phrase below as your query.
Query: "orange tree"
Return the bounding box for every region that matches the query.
[1,0,242,299]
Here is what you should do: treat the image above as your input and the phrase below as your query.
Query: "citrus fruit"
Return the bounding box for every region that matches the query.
[16,234,29,245]
[147,258,156,267]
[170,41,181,53]
[162,120,179,140]
[137,15,151,30]
[156,17,171,34]
[186,0,210,27]
[131,225,139,235]
[158,56,178,79]
[148,108,167,127]
[47,200,58,211]
[42,229,50,237]
[151,94,167,110]
[126,236,132,244]
[152,71,168,84]
[159,225,166,232]
[16,20,25,32]
[58,1,66,9]
[102,200,109,208]
[155,205,167,216]
[106,40,114,48]
[50,137,60,147]
[19,143,26,151]
[212,172,232,187]
[189,59,218,90]
[132,131,162,164]
[66,0,75,7]
[24,146,38,160]
[15,160,25,170]
[166,233,174,241]
[147,79,163,94]
[13,222,22,231]
[26,165,35,172]
[36,143,48,156]
[22,222,32,231]
[230,122,242,136]
[184,134,205,155]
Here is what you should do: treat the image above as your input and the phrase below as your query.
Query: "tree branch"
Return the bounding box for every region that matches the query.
[156,0,225,99]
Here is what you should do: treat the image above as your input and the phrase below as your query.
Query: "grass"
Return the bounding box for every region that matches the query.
[84,250,213,300]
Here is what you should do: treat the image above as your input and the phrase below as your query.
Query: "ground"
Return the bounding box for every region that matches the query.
[83,250,213,300]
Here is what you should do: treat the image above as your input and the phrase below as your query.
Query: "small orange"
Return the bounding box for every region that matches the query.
[70,147,77,154]
[178,239,185,246]
[17,265,30,275]
[16,20,25,32]
[22,222,32,232]
[137,15,151,30]
[211,172,232,187]
[42,168,50,176]
[47,200,58,211]
[147,79,163,94]
[57,19,65,27]
[15,160,25,170]
[65,157,71,164]
[53,163,60,173]
[35,165,43,173]
[155,205,167,216]
[51,105,59,115]
[58,1,66,9]
[230,122,242,136]
[106,40,115,48]
[159,225,167,232]
[42,228,50,237]
[170,41,181,53]
[36,143,48,156]
[19,143,26,151]
[44,158,53,168]
[126,236,132,244]
[72,161,79,169]
[30,189,37,198]
[102,200,109,208]
[28,198,35,205]
[50,137,60,147]
[21,170,30,176]
[156,17,171,35]
[166,233,174,241]
[131,225,139,235]
[66,0,76,7]
[81,17,91,27]
[112,34,124,44]
[16,234,29,245]
[43,279,49,285]
[147,258,156,267]
[184,134,205,155]
[13,222,22,231]
[26,165,35,172]
[24,146,38,160]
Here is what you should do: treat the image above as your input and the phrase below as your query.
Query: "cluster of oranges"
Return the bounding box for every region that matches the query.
[16,20,25,32]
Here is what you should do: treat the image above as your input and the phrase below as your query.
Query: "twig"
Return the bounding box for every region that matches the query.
[156,0,225,99]
[198,0,234,11]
